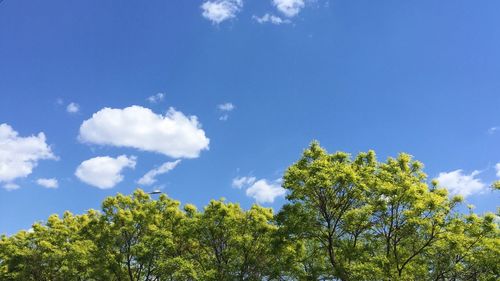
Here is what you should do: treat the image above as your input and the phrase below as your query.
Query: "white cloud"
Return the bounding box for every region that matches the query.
[495,163,500,177]
[147,93,165,103]
[0,124,56,188]
[218,102,235,111]
[219,114,229,121]
[75,155,136,189]
[36,178,58,189]
[138,160,181,186]
[3,183,20,191]
[232,175,285,203]
[253,13,290,24]
[201,0,243,24]
[246,179,286,203]
[273,0,305,17]
[436,170,486,198]
[66,102,80,113]
[232,176,256,189]
[79,106,210,158]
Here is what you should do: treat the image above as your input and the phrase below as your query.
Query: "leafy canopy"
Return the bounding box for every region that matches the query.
[0,142,498,281]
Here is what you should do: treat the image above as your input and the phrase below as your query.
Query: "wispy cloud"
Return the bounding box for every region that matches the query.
[147,93,165,103]
[253,13,290,25]
[232,176,256,189]
[3,183,20,191]
[36,178,58,189]
[488,126,499,135]
[138,160,181,186]
[217,102,235,121]
[218,102,235,111]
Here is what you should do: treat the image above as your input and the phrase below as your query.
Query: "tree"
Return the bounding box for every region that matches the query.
[93,189,196,281]
[426,211,499,281]
[0,211,97,281]
[190,199,280,280]
[0,142,498,281]
[277,141,494,281]
[367,155,460,279]
[278,142,377,280]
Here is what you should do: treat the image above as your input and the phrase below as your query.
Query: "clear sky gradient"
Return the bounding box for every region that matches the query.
[1,0,499,235]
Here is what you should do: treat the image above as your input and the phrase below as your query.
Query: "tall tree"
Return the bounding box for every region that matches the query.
[368,155,460,279]
[278,142,488,281]
[191,199,279,281]
[95,189,198,281]
[279,142,376,280]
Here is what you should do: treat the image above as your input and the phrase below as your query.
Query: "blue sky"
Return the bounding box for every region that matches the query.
[1,0,500,234]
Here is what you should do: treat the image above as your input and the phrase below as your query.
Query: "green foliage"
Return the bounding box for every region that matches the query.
[0,211,98,280]
[278,142,499,281]
[492,180,500,191]
[190,200,278,280]
[0,142,498,281]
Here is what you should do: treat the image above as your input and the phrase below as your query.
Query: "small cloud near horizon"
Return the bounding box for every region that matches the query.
[232,175,285,204]
[435,169,486,198]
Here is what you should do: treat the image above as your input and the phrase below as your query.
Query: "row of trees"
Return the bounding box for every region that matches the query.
[1,142,499,280]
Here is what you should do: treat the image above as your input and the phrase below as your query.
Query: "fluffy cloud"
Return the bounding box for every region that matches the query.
[66,102,80,113]
[436,170,486,198]
[201,0,243,24]
[232,176,256,189]
[273,0,305,17]
[138,160,181,186]
[36,178,58,189]
[495,163,500,177]
[147,93,165,103]
[79,106,209,158]
[253,14,290,24]
[246,179,286,204]
[75,155,136,189]
[233,175,285,203]
[0,124,56,189]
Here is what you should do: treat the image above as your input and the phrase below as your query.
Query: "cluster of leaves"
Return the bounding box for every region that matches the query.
[0,192,279,281]
[277,142,499,281]
[1,142,498,280]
